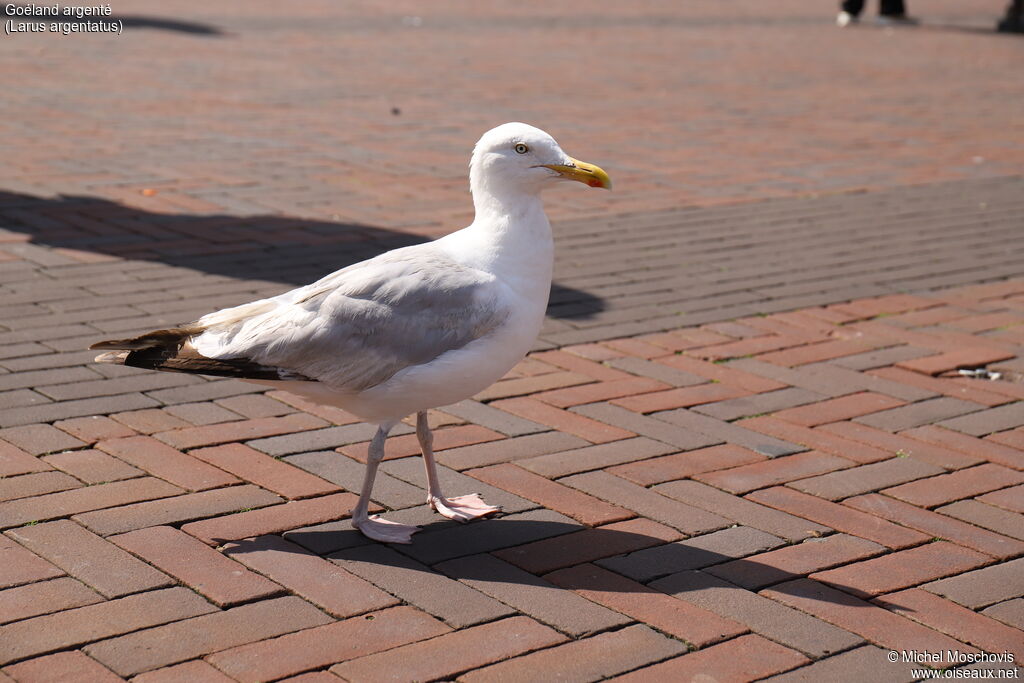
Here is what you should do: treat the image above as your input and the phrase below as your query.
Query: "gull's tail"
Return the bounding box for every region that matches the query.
[89,325,310,381]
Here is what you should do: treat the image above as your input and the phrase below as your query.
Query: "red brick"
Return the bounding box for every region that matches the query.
[830,294,939,319]
[0,439,50,477]
[494,517,682,574]
[267,390,362,425]
[869,366,1012,407]
[507,357,560,377]
[0,577,101,625]
[843,493,1024,559]
[654,327,737,350]
[616,633,808,683]
[923,558,1024,609]
[110,526,280,607]
[516,436,675,477]
[2,650,122,683]
[761,579,978,657]
[189,443,340,499]
[275,673,339,683]
[95,436,238,491]
[330,544,514,628]
[340,424,504,463]
[950,311,1024,333]
[7,520,172,598]
[885,303,970,326]
[439,431,588,471]
[788,456,946,501]
[0,471,79,502]
[491,397,634,443]
[597,525,784,584]
[964,375,1024,400]
[53,415,136,444]
[134,660,236,683]
[109,409,190,435]
[0,477,182,529]
[611,382,749,413]
[695,451,853,494]
[40,448,142,483]
[459,624,685,683]
[897,348,1017,376]
[331,616,564,683]
[154,413,327,449]
[657,354,786,392]
[706,533,885,589]
[689,334,807,362]
[563,471,731,535]
[535,377,670,408]
[532,349,634,380]
[902,425,1024,470]
[746,486,929,549]
[651,570,862,657]
[214,393,294,418]
[742,416,893,463]
[810,541,991,598]
[0,534,63,589]
[73,484,283,536]
[983,598,1024,630]
[182,492,360,545]
[546,563,746,647]
[938,499,1024,541]
[989,426,1024,450]
[773,392,905,427]
[561,342,627,360]
[980,485,1024,513]
[0,587,216,666]
[661,482,826,545]
[609,444,766,485]
[467,463,632,526]
[881,464,1024,508]
[83,596,333,677]
[474,371,591,401]
[222,534,396,617]
[758,339,875,367]
[164,401,245,427]
[876,588,1024,662]
[205,606,450,682]
[0,425,85,456]
[437,553,630,637]
[818,420,982,469]
[603,337,672,359]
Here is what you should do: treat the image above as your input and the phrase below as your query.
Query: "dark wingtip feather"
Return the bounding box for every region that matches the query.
[89,326,202,352]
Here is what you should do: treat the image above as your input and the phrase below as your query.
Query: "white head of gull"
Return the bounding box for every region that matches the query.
[91,122,611,543]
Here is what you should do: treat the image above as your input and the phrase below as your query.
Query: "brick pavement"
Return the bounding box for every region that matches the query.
[2,280,1023,680]
[3,1,1024,681]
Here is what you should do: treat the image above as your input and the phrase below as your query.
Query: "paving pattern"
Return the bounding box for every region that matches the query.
[2,278,1023,680]
[2,0,1024,681]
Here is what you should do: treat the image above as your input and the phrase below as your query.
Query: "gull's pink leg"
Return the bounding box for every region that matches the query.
[351,423,420,544]
[418,411,500,522]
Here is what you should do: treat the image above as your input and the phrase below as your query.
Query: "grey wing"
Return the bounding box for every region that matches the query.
[191,246,512,391]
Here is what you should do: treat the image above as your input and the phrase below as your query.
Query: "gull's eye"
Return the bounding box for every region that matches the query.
[514,143,529,154]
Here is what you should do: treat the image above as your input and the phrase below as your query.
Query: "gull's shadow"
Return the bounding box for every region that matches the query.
[223,518,902,610]
[0,189,605,321]
[3,4,223,35]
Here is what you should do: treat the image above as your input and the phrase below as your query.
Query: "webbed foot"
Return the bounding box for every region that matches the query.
[430,493,501,522]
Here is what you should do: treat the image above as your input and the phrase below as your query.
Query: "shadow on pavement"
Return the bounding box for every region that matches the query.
[226,518,893,609]
[0,189,605,321]
[3,4,223,35]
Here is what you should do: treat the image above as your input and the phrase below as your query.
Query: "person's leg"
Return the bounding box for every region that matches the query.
[841,0,865,16]
[879,0,906,17]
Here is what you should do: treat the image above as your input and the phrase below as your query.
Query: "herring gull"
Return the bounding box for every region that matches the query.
[91,122,611,543]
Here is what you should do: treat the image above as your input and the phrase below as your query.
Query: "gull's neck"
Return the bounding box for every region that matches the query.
[440,180,554,292]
